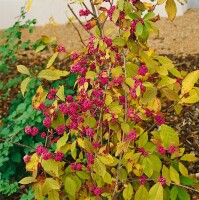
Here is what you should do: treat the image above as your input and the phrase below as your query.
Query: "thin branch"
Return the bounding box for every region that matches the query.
[0,138,34,149]
[67,4,92,35]
[65,12,86,46]
[82,2,97,18]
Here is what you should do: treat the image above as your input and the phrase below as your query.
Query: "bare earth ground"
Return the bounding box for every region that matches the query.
[8,8,199,54]
[0,8,199,199]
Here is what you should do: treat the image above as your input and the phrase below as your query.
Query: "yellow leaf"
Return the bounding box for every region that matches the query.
[41,159,64,177]
[160,125,179,148]
[56,85,65,101]
[103,171,112,184]
[125,78,134,88]
[71,141,77,159]
[56,133,69,152]
[105,95,113,106]
[19,177,37,184]
[121,123,130,133]
[32,86,48,109]
[20,77,32,96]
[97,154,114,165]
[170,166,180,184]
[162,165,171,185]
[43,178,60,196]
[134,185,148,200]
[33,183,44,200]
[26,0,32,11]
[36,45,46,53]
[65,177,77,198]
[26,153,39,172]
[17,65,30,75]
[93,158,106,177]
[46,52,59,68]
[179,162,188,177]
[85,71,97,79]
[142,157,153,177]
[48,190,60,200]
[123,183,133,200]
[162,88,180,101]
[111,66,123,78]
[181,70,199,94]
[165,0,177,21]
[180,154,198,162]
[98,11,106,23]
[84,138,94,153]
[148,182,163,200]
[109,102,123,114]
[38,69,69,80]
[158,0,166,4]
[142,88,157,104]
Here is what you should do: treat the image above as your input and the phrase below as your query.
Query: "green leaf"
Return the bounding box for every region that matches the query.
[142,87,157,104]
[93,158,106,177]
[136,22,143,36]
[180,176,198,186]
[160,125,179,148]
[20,77,32,96]
[19,177,37,184]
[47,52,59,68]
[17,65,30,75]
[180,154,198,162]
[143,12,155,20]
[170,166,180,185]
[177,186,190,200]
[123,183,133,200]
[148,182,163,200]
[181,70,199,94]
[112,37,126,47]
[165,0,177,21]
[65,177,77,198]
[170,185,178,200]
[134,185,148,200]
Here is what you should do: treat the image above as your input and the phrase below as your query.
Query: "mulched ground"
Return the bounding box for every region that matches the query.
[0,7,198,199]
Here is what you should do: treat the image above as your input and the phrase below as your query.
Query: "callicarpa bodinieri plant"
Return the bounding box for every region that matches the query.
[17,0,199,199]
